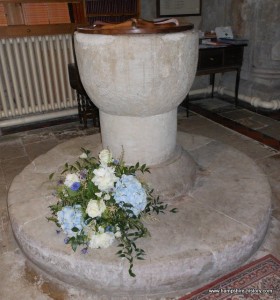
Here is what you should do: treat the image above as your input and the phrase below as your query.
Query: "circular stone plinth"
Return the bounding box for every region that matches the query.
[7,132,271,298]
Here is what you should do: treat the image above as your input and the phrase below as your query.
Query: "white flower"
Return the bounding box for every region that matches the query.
[79,153,88,159]
[64,173,80,188]
[115,231,122,238]
[115,226,121,238]
[104,194,110,201]
[95,192,102,198]
[99,149,112,166]
[86,199,106,218]
[89,232,115,249]
[92,166,117,192]
[98,226,105,233]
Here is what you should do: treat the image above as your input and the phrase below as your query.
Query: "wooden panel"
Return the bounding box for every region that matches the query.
[22,3,49,25]
[0,0,80,3]
[22,3,70,25]
[4,3,24,25]
[48,3,70,24]
[0,3,8,25]
[0,23,75,37]
[71,1,87,24]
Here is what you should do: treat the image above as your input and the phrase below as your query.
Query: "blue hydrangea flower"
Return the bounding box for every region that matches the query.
[114,175,147,216]
[57,205,85,237]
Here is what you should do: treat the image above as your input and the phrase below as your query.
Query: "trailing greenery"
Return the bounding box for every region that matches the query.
[48,148,177,276]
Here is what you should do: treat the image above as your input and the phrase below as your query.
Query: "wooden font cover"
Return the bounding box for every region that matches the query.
[77,18,194,35]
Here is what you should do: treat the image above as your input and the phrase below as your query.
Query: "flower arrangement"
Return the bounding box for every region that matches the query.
[48,148,177,276]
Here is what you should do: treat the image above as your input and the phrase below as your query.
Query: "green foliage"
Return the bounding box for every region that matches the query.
[48,148,177,277]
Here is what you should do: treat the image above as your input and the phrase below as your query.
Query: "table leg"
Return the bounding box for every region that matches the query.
[182,94,190,117]
[77,92,82,124]
[235,69,240,107]
[210,73,215,98]
[186,94,190,117]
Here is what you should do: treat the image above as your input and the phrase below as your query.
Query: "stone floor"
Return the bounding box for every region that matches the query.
[189,97,280,150]
[1,104,280,299]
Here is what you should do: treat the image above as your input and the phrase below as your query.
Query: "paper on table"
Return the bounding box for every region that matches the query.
[215,26,233,39]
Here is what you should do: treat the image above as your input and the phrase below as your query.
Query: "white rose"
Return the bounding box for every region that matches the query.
[64,173,80,188]
[99,149,112,166]
[95,192,102,198]
[86,199,106,218]
[79,153,88,159]
[92,166,117,192]
[89,232,115,249]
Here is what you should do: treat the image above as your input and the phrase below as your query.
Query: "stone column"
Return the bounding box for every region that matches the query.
[229,0,280,87]
[200,0,280,104]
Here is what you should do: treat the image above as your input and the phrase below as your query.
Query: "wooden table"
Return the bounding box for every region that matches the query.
[185,42,247,115]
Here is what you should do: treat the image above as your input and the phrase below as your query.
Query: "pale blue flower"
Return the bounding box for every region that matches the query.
[57,205,85,237]
[114,175,147,216]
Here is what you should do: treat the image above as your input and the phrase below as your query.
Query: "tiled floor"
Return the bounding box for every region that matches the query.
[188,97,280,150]
[0,103,280,299]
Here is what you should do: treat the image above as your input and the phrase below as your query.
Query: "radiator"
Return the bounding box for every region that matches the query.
[0,34,77,125]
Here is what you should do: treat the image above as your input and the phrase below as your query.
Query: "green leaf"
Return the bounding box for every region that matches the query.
[49,173,55,180]
[46,145,180,278]
[76,161,81,169]
[129,268,136,277]
[71,242,78,252]
[46,216,59,227]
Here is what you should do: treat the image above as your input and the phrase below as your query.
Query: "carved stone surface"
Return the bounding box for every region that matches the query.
[7,132,271,298]
[75,30,198,165]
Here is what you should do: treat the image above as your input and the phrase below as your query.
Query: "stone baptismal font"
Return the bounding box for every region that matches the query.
[75,19,198,198]
[8,19,271,298]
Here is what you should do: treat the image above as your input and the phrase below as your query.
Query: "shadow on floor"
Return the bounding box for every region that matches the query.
[187,97,280,150]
